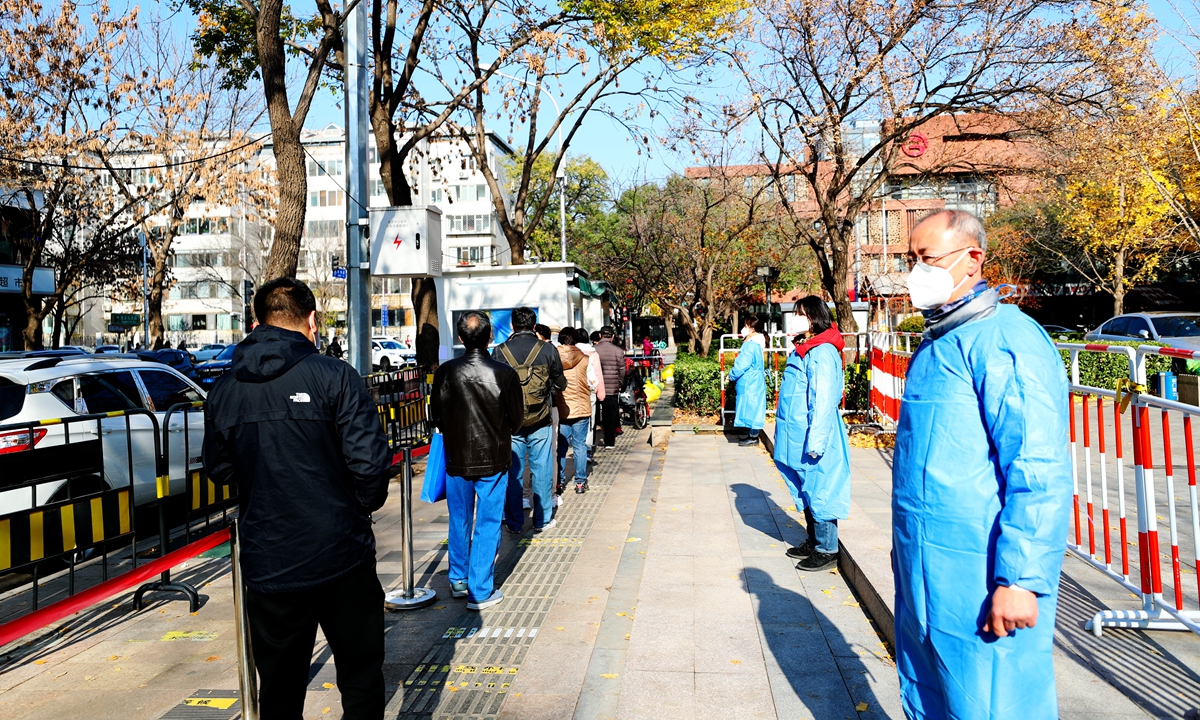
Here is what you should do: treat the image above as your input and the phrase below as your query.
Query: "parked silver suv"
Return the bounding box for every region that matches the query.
[0,355,206,515]
[1084,312,1200,351]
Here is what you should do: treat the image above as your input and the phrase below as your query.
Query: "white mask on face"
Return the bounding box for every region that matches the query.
[906,247,973,310]
[795,316,811,334]
[741,326,753,338]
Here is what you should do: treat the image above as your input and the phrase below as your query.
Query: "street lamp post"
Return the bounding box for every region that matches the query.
[756,265,779,336]
[480,65,568,262]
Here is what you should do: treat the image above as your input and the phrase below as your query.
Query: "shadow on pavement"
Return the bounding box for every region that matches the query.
[1054,572,1200,717]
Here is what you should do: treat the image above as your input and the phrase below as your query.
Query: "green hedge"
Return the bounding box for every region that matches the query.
[1059,340,1170,391]
[896,315,925,333]
[674,352,723,415]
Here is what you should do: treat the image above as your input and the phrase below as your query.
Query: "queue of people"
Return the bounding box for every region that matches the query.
[203,207,1071,719]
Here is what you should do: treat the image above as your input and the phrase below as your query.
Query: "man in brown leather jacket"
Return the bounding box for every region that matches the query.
[429,311,524,610]
[555,328,595,492]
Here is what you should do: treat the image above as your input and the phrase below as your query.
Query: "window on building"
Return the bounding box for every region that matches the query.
[309,190,345,207]
[305,219,341,238]
[371,178,387,198]
[307,159,344,177]
[182,218,231,235]
[431,188,445,204]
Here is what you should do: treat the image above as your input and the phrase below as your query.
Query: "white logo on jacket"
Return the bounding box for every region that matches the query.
[289,392,311,403]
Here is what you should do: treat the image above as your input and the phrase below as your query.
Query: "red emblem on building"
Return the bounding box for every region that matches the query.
[901,132,928,158]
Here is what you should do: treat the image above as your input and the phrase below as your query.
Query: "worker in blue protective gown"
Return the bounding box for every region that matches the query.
[774,294,852,571]
[728,313,767,447]
[893,210,1072,720]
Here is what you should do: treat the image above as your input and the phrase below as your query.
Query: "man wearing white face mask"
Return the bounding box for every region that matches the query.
[892,210,1071,720]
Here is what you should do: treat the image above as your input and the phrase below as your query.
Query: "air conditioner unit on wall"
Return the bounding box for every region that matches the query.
[369,206,443,277]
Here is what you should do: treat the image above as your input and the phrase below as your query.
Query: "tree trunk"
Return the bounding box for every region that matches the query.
[699,321,714,358]
[413,278,439,370]
[149,281,166,349]
[1112,247,1126,316]
[258,0,305,281]
[52,297,65,348]
[21,295,42,351]
[830,222,858,333]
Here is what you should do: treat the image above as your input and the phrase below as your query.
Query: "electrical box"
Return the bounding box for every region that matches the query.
[369,206,442,277]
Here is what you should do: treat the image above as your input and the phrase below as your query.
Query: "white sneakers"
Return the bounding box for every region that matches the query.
[522,497,532,510]
[553,495,562,508]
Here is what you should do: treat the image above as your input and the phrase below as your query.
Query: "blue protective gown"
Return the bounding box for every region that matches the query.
[728,336,766,430]
[773,344,851,520]
[893,301,1072,720]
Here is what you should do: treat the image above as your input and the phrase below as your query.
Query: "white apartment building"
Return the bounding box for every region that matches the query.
[100,125,515,347]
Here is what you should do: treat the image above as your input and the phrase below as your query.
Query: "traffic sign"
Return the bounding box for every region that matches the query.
[111,313,140,326]
[108,325,125,333]
[333,267,347,279]
[381,304,389,327]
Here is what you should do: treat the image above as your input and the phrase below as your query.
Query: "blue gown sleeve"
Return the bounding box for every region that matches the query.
[805,349,838,458]
[974,340,1071,597]
[728,343,754,382]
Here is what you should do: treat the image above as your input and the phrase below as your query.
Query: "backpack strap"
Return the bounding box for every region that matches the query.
[499,343,521,369]
[522,340,544,367]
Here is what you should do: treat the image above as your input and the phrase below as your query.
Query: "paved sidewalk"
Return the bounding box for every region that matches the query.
[503,433,904,720]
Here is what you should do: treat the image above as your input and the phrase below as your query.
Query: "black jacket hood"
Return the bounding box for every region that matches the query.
[233,324,318,382]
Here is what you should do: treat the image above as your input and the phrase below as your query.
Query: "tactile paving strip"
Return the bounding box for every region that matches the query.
[394,431,637,719]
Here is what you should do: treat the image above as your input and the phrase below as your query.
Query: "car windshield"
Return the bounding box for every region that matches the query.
[216,345,237,360]
[1151,315,1200,338]
[379,341,403,350]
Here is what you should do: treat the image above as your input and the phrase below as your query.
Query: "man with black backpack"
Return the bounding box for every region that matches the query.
[493,307,566,533]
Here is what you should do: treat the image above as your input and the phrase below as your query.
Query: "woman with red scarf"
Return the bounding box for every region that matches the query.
[774,296,852,571]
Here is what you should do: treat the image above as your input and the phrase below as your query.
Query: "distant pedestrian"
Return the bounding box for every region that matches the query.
[728,313,767,446]
[493,307,567,532]
[203,277,392,719]
[326,335,343,359]
[555,327,598,494]
[593,326,626,448]
[642,335,653,356]
[774,296,851,571]
[574,328,604,468]
[430,311,524,610]
[894,210,1071,719]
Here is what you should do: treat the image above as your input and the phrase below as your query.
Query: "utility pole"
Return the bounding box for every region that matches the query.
[344,0,371,374]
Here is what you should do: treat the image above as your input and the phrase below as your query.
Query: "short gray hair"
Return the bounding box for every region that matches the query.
[941,209,987,252]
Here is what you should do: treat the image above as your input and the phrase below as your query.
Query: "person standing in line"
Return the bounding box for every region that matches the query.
[728,313,767,446]
[555,327,598,494]
[535,323,556,511]
[430,311,524,610]
[774,296,851,571]
[203,277,392,720]
[494,307,567,532]
[593,326,626,448]
[574,327,604,472]
[893,210,1071,719]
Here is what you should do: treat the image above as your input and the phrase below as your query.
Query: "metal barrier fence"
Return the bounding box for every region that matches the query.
[0,368,432,638]
[718,334,791,425]
[0,409,156,611]
[1064,343,1200,637]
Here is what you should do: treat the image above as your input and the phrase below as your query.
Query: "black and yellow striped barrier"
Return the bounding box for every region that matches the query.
[0,489,133,572]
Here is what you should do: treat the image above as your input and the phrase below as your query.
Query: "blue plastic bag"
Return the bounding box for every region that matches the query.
[420,433,447,504]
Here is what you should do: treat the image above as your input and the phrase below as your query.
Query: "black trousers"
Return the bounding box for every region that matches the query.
[600,394,620,447]
[245,561,385,720]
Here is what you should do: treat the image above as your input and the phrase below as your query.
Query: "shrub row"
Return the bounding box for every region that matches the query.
[1058,340,1171,391]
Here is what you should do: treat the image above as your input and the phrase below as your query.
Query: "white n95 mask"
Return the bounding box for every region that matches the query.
[795,316,811,334]
[906,248,972,310]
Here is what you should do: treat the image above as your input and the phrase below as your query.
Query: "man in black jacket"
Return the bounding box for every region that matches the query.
[594,326,627,448]
[203,277,392,720]
[493,307,566,531]
[430,311,524,609]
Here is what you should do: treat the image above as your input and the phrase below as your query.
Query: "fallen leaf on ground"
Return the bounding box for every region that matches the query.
[322,707,331,714]
[600,673,619,679]
[205,656,220,662]
[556,627,565,631]
[730,659,741,665]
[857,702,869,711]
[323,682,334,689]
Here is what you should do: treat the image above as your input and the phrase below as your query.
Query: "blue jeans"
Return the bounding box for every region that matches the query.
[508,424,554,530]
[804,507,838,554]
[559,418,590,486]
[446,470,506,603]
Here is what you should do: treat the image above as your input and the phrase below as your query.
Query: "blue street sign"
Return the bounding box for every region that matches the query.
[381,304,389,327]
[332,267,347,279]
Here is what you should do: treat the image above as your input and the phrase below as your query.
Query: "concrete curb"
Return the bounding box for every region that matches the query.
[761,427,896,648]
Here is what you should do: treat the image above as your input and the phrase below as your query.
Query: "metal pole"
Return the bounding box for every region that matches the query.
[140,231,150,348]
[559,171,567,263]
[385,447,437,610]
[230,521,259,720]
[881,196,888,329]
[344,0,372,375]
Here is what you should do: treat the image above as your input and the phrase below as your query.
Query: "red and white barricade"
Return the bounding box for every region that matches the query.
[868,332,920,426]
[1061,342,1200,637]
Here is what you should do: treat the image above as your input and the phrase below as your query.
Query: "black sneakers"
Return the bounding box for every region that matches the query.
[797,551,838,571]
[785,541,815,560]
[738,436,759,447]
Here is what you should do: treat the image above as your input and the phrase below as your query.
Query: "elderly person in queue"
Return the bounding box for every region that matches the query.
[893,210,1071,719]
[773,296,851,571]
[728,313,767,446]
